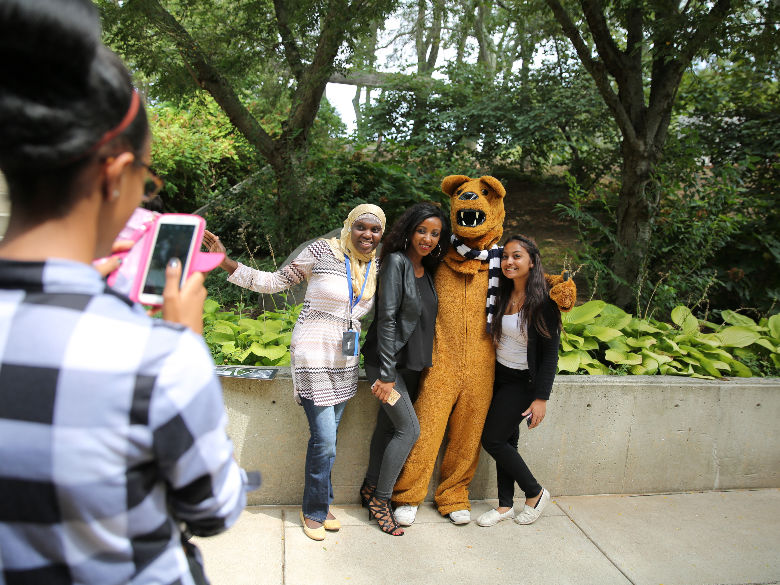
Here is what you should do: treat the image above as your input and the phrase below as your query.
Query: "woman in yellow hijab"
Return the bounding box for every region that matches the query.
[205,203,385,540]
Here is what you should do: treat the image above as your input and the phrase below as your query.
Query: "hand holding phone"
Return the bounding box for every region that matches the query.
[371,379,399,405]
[159,258,207,334]
[138,214,204,306]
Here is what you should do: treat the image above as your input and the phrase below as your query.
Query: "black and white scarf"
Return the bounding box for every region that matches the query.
[451,234,502,333]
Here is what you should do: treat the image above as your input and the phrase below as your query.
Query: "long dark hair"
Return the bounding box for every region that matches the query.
[0,0,149,222]
[491,235,559,345]
[380,202,451,273]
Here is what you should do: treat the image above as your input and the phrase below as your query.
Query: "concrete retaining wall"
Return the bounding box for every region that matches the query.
[220,371,780,506]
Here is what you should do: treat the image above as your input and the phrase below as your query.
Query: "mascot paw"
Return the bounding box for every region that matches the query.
[545,271,577,312]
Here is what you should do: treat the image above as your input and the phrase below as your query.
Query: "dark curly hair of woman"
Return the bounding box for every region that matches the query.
[379,203,451,273]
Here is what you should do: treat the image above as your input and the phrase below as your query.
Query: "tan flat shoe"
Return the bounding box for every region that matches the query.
[323,516,341,531]
[300,510,326,541]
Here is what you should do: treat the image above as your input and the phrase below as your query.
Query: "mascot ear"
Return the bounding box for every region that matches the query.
[441,175,472,196]
[480,176,506,198]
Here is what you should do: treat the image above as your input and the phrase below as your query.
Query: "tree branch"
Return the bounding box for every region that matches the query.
[285,0,350,140]
[545,0,639,148]
[273,0,305,80]
[129,0,278,162]
[328,69,437,88]
[580,0,627,80]
[646,0,732,141]
[678,0,732,64]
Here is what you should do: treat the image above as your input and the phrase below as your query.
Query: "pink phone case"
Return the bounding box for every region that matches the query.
[105,210,224,306]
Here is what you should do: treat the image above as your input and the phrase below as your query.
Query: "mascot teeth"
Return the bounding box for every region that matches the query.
[457,209,486,227]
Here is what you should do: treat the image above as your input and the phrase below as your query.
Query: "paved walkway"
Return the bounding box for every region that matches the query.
[193,489,780,585]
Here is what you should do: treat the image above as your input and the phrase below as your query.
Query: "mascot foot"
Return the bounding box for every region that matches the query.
[394,505,418,526]
[448,509,471,525]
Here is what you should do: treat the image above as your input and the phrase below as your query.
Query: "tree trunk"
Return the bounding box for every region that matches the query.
[610,142,657,308]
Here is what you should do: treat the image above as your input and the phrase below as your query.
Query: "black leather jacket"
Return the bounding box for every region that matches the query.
[362,252,438,382]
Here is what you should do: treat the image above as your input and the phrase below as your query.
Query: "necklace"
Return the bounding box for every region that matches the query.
[508,292,525,312]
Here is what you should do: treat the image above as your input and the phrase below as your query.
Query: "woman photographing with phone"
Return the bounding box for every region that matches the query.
[0,1,246,582]
[359,202,450,536]
[203,204,385,541]
[477,235,561,528]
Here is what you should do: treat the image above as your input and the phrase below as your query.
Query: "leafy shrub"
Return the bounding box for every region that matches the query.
[203,298,299,366]
[558,301,780,377]
[203,298,779,378]
[557,162,770,319]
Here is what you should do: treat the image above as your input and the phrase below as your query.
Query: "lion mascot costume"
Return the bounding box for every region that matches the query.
[392,174,575,521]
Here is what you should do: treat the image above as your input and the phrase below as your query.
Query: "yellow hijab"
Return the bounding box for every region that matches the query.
[325,203,386,301]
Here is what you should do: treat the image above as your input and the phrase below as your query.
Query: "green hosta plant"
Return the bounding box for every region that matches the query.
[559,301,780,378]
[203,299,300,366]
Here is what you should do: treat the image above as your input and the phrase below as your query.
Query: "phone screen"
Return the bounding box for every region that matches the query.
[142,223,197,296]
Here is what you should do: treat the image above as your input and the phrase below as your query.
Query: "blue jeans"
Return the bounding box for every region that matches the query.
[300,398,347,523]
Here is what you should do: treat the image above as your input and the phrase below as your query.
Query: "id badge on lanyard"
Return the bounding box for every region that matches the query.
[342,257,371,357]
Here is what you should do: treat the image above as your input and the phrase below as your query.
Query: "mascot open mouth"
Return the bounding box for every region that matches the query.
[457,209,486,228]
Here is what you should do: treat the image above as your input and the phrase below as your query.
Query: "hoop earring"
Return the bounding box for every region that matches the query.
[434,243,441,256]
[404,238,409,249]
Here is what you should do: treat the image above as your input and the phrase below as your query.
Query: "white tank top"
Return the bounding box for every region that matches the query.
[496,312,529,370]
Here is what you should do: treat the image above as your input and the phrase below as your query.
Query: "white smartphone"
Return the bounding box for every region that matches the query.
[137,214,202,306]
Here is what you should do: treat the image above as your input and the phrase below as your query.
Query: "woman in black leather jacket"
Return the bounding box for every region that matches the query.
[360,202,450,535]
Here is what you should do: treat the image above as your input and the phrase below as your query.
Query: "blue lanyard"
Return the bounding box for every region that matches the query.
[344,257,371,313]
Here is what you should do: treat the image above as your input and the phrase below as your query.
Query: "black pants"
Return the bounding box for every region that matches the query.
[481,362,542,507]
[364,365,421,499]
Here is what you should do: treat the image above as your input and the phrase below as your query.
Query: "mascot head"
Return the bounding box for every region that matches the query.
[442,175,505,250]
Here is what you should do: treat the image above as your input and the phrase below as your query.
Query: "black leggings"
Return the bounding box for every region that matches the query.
[481,362,542,507]
[364,365,421,500]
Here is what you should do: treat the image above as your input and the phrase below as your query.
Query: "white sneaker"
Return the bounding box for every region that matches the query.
[476,507,515,527]
[448,509,471,525]
[394,505,418,526]
[515,488,551,525]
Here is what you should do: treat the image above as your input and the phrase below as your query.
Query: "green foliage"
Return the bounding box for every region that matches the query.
[672,55,780,314]
[362,60,618,183]
[202,298,300,366]
[147,98,255,213]
[557,158,774,319]
[203,299,373,367]
[203,297,779,377]
[558,301,780,378]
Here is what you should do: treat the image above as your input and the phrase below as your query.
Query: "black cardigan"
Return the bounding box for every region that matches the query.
[516,298,561,400]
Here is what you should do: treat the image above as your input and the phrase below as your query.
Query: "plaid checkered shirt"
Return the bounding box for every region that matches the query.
[0,258,246,584]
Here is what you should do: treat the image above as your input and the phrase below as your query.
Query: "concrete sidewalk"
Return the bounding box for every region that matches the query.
[193,489,780,585]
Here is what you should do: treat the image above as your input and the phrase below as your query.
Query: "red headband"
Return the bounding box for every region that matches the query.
[92,89,140,151]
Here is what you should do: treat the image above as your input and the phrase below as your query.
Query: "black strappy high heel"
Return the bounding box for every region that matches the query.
[367,495,404,536]
[359,479,376,508]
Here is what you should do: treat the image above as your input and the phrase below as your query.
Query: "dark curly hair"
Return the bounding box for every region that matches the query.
[0,0,149,222]
[491,235,559,345]
[379,202,451,273]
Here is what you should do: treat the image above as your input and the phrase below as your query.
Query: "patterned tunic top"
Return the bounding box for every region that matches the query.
[227,240,375,406]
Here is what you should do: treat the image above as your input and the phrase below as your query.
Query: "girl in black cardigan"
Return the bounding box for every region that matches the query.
[478,235,561,527]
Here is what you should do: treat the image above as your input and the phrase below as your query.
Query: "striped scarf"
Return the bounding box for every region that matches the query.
[450,235,503,333]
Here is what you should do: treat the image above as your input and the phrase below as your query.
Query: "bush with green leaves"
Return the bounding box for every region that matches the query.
[559,301,780,378]
[203,299,300,367]
[203,297,779,378]
[556,161,770,320]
